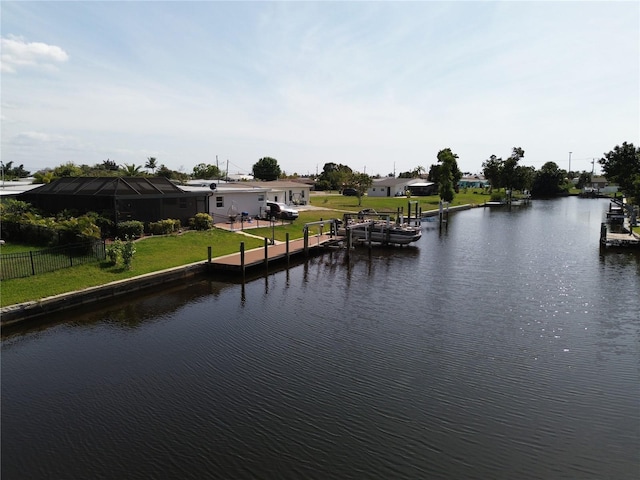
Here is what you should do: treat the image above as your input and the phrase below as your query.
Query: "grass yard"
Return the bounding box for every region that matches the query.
[308,189,492,213]
[1,229,264,307]
[0,243,47,254]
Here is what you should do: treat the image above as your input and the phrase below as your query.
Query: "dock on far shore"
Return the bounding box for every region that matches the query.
[600,222,640,249]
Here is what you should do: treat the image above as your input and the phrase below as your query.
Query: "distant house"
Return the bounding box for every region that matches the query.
[588,176,608,190]
[406,181,437,196]
[0,179,43,199]
[458,176,490,189]
[584,176,619,195]
[368,177,426,197]
[18,177,211,226]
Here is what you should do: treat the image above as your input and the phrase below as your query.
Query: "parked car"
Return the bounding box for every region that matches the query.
[342,188,358,196]
[265,201,299,220]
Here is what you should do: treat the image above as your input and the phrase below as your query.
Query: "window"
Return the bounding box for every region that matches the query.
[179,198,187,209]
[258,194,265,202]
[216,196,224,208]
[289,190,292,202]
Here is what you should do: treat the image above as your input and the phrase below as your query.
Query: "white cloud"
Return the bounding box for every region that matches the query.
[1,35,69,73]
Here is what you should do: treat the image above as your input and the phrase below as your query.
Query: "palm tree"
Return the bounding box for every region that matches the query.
[121,163,143,176]
[145,157,158,174]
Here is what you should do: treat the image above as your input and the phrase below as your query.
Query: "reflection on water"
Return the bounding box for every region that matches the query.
[2,197,639,480]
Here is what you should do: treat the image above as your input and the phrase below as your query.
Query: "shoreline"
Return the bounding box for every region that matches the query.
[1,203,481,327]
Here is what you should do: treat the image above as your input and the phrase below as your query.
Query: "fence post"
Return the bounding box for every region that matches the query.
[30,251,35,276]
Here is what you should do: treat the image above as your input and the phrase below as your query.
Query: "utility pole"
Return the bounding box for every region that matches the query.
[591,158,595,175]
[568,151,572,177]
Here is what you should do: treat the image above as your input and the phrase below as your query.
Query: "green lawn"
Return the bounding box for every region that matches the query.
[308,189,491,212]
[1,229,264,307]
[0,243,46,254]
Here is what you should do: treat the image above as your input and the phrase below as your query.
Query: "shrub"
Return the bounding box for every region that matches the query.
[490,191,504,202]
[148,219,181,235]
[57,216,101,245]
[116,220,144,238]
[121,236,136,270]
[191,213,213,231]
[106,239,123,265]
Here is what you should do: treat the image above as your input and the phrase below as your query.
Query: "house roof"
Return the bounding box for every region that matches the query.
[19,177,206,198]
[242,180,311,189]
[372,177,420,187]
[407,182,435,187]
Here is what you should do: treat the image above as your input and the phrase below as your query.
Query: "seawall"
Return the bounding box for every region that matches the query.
[1,261,208,327]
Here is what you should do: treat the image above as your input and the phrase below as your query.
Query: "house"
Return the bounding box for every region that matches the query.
[182,182,270,223]
[368,177,438,197]
[0,179,43,198]
[368,177,424,197]
[583,176,619,195]
[458,176,490,189]
[242,180,311,206]
[18,177,211,226]
[182,180,312,223]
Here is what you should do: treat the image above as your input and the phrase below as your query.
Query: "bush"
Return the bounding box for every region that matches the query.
[490,191,504,202]
[106,238,123,265]
[121,236,136,270]
[56,216,101,245]
[116,220,144,238]
[148,219,181,235]
[191,213,212,231]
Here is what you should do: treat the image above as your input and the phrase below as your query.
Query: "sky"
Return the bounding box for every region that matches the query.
[1,1,638,178]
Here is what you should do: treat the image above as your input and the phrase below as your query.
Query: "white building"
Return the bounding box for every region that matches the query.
[182,180,311,223]
[368,177,427,197]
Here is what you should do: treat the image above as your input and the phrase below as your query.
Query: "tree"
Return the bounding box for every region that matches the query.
[482,155,503,191]
[599,142,640,204]
[33,170,56,184]
[576,171,592,189]
[427,164,441,183]
[52,162,83,177]
[344,172,373,206]
[0,161,30,180]
[121,163,144,176]
[315,163,353,191]
[145,157,158,174]
[501,147,525,194]
[156,164,189,183]
[399,166,425,179]
[252,157,281,181]
[192,163,222,179]
[102,159,119,171]
[433,148,461,203]
[531,161,565,197]
[513,165,535,192]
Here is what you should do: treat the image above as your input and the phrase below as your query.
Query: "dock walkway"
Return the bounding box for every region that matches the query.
[208,233,341,272]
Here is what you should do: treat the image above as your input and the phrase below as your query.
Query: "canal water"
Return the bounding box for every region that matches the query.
[2,197,639,479]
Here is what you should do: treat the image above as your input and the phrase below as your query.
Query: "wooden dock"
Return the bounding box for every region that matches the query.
[207,233,343,273]
[600,222,640,248]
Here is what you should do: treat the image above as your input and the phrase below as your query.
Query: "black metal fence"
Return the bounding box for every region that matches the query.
[0,240,106,280]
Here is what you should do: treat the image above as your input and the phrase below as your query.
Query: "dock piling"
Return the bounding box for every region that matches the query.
[286,233,290,264]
